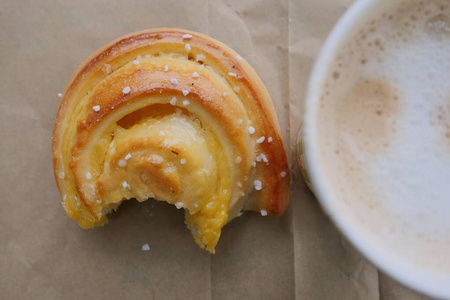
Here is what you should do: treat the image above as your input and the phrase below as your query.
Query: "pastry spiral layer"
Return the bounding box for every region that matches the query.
[53,28,290,252]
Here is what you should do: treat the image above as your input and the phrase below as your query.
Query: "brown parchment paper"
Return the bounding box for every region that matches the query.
[0,0,436,299]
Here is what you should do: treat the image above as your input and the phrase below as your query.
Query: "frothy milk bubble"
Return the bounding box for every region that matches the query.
[316,0,450,283]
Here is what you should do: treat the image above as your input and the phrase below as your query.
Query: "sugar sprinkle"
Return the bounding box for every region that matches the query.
[58,172,65,179]
[236,55,243,61]
[228,72,237,77]
[159,131,166,136]
[170,96,177,106]
[249,126,256,134]
[256,137,265,144]
[196,54,206,61]
[175,202,184,209]
[164,65,169,72]
[57,93,63,98]
[255,153,268,163]
[185,44,191,51]
[92,105,100,112]
[182,90,189,96]
[254,180,262,191]
[122,86,131,94]
[182,34,193,39]
[268,137,273,143]
[183,100,190,106]
[280,171,287,178]
[171,78,179,85]
[155,156,164,164]
[124,153,132,160]
[192,72,200,78]
[118,160,127,167]
[86,172,92,180]
[260,210,268,216]
[180,158,187,164]
[133,60,139,65]
[235,156,242,164]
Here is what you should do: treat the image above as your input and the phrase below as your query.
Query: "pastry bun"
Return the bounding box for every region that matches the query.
[52,28,290,252]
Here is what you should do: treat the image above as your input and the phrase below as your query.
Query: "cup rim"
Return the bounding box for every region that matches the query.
[302,0,450,299]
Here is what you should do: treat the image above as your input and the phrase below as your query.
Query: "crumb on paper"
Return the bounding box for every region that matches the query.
[175,202,184,209]
[142,244,150,251]
[260,210,267,216]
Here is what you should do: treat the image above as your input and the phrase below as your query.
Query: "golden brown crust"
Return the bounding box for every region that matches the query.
[52,28,290,251]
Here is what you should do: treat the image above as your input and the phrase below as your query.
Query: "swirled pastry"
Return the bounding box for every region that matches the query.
[53,28,290,253]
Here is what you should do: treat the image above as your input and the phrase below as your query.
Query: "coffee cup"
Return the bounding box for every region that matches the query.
[299,0,450,298]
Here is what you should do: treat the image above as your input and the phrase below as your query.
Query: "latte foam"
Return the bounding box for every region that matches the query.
[316,0,450,279]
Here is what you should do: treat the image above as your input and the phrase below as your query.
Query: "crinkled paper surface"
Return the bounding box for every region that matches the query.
[0,0,435,299]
